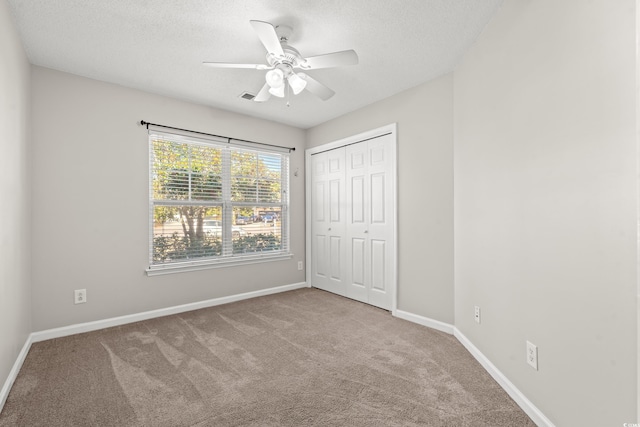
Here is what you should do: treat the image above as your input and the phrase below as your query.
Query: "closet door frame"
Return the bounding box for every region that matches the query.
[305,123,398,313]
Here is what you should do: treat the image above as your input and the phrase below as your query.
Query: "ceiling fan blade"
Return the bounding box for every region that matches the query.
[298,73,335,101]
[253,83,272,102]
[250,20,285,58]
[298,50,359,70]
[202,62,271,70]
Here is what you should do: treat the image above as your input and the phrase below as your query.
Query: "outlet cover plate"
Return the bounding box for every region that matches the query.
[526,340,538,370]
[74,289,87,304]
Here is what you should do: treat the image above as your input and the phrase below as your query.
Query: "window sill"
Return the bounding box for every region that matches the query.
[146,252,293,276]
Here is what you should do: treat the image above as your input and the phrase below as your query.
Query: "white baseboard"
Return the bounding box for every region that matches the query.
[393,309,455,335]
[391,309,553,427]
[0,334,33,413]
[454,328,555,427]
[31,282,309,343]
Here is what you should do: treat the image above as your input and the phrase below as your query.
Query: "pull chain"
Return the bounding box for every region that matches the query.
[286,82,291,107]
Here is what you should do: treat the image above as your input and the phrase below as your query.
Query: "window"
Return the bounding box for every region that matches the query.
[147,131,290,275]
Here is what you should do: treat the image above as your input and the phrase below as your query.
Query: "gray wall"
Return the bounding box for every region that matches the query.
[0,0,31,403]
[454,1,637,426]
[30,67,306,331]
[306,74,454,324]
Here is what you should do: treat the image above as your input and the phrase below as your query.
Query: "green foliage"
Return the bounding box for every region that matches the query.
[235,208,254,218]
[233,233,281,254]
[161,168,222,201]
[152,232,282,263]
[152,139,223,228]
[154,206,177,225]
[153,232,222,263]
[231,151,282,203]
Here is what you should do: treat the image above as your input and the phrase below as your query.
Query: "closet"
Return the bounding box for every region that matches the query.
[307,126,396,310]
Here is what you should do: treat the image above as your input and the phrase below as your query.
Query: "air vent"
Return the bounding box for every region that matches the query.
[239,92,255,101]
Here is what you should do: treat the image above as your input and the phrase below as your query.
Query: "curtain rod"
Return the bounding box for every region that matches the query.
[139,120,295,152]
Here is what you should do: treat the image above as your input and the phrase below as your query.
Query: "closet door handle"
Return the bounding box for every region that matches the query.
[328,228,332,231]
[364,230,369,234]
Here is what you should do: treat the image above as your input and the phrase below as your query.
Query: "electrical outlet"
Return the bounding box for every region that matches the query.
[526,341,538,370]
[474,306,480,324]
[297,261,303,270]
[74,289,87,304]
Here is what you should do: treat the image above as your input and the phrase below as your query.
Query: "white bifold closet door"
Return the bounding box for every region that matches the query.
[310,132,395,310]
[310,147,347,296]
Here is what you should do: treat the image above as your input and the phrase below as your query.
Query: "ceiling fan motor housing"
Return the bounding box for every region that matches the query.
[267,44,305,70]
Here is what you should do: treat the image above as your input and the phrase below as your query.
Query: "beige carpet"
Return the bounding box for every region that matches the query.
[0,288,535,426]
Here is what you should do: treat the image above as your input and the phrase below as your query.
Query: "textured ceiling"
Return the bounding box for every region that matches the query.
[7,0,503,129]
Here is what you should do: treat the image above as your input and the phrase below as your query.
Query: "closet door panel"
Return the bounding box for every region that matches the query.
[351,237,366,288]
[366,134,395,310]
[314,235,327,279]
[330,235,343,281]
[325,149,346,295]
[370,239,386,291]
[370,173,386,224]
[311,153,328,290]
[351,175,365,224]
[345,142,369,303]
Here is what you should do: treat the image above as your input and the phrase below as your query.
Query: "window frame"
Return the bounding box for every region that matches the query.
[146,130,291,276]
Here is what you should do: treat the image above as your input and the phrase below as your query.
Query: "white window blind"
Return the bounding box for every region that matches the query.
[148,131,290,274]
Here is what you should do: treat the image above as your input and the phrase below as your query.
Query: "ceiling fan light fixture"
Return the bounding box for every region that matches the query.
[287,73,307,95]
[204,21,357,103]
[268,84,285,98]
[265,68,284,88]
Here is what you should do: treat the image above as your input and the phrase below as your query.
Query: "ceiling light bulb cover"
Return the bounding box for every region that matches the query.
[265,68,284,88]
[287,73,307,95]
[268,84,285,98]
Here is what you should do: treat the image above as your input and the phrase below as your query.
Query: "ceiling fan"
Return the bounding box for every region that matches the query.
[203,20,358,102]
